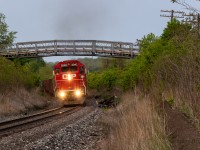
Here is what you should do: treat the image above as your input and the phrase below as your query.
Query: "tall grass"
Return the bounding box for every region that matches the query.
[0,57,50,118]
[0,87,49,117]
[109,93,171,150]
[150,51,200,128]
[87,21,200,148]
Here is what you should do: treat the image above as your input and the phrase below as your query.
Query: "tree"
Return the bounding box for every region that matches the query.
[161,19,191,41]
[0,13,16,49]
[140,33,158,50]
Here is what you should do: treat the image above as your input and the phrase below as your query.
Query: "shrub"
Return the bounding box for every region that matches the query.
[88,68,119,91]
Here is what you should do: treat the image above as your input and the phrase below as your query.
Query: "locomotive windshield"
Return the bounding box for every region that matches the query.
[61,66,77,72]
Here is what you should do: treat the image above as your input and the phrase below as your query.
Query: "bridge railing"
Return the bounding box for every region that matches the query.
[0,40,138,58]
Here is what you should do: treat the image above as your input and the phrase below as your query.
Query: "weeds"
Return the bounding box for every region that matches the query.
[108,93,171,150]
[0,87,49,118]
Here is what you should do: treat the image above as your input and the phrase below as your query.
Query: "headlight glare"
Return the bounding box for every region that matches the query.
[75,90,81,97]
[59,91,66,98]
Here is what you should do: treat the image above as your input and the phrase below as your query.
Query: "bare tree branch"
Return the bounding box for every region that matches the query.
[174,0,200,13]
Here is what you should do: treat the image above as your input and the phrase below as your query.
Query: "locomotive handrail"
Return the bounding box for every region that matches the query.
[0,40,139,59]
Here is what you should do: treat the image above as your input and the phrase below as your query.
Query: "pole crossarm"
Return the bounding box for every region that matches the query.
[0,40,139,59]
[160,10,185,21]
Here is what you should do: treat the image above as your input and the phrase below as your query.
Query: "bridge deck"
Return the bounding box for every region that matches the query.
[0,40,138,58]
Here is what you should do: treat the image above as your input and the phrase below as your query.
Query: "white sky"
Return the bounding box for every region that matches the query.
[0,0,199,62]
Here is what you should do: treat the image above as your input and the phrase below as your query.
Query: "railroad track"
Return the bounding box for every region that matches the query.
[0,106,82,138]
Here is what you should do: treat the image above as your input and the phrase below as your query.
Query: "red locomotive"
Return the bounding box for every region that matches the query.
[53,60,87,105]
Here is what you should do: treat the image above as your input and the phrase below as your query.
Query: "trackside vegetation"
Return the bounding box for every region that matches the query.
[0,13,54,117]
[88,20,193,92]
[0,56,54,117]
[0,13,16,49]
[89,19,200,149]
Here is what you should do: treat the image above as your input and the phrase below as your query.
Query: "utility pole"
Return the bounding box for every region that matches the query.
[160,10,185,21]
[183,13,200,37]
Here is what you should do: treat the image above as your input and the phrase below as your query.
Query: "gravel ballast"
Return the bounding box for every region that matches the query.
[0,105,104,150]
[25,109,103,150]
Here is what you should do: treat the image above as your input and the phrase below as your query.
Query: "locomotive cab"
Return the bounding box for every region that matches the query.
[53,60,87,105]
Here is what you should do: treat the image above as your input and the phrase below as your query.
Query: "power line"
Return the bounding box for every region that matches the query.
[160,10,185,21]
[174,0,200,13]
[183,13,200,37]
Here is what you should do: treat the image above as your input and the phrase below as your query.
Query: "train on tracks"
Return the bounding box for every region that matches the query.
[42,60,87,105]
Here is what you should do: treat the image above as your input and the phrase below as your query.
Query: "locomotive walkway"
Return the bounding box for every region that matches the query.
[0,40,138,59]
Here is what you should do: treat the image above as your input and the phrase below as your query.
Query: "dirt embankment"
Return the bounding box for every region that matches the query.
[164,102,200,150]
[0,87,60,121]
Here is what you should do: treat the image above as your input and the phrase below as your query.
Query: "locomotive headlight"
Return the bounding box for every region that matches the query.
[75,90,81,97]
[59,91,66,98]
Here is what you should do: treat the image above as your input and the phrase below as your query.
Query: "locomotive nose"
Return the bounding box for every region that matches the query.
[62,74,73,81]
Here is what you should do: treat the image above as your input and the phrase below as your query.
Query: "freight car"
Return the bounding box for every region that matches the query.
[41,79,54,96]
[54,60,87,105]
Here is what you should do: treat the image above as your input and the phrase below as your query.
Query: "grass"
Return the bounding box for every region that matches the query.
[151,52,200,129]
[0,87,49,118]
[0,57,52,118]
[108,92,171,150]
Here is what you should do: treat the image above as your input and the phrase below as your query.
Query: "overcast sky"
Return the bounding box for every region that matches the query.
[0,0,199,62]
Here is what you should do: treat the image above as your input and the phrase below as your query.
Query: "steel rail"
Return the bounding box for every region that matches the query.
[0,106,81,137]
[0,107,63,126]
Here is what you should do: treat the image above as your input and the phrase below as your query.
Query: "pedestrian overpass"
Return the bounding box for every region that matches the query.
[0,40,139,59]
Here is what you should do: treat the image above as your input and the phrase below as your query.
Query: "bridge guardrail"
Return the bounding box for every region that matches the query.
[0,40,139,58]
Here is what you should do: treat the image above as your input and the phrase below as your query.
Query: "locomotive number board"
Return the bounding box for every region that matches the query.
[61,63,77,67]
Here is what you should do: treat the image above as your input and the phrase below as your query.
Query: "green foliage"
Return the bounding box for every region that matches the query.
[78,58,102,72]
[101,58,128,70]
[0,13,16,49]
[0,57,35,89]
[12,58,49,86]
[121,20,195,91]
[119,34,169,90]
[88,68,119,91]
[161,19,191,41]
[39,64,53,80]
[78,57,129,72]
[88,72,101,90]
[197,84,200,92]
[166,96,174,107]
[100,69,119,90]
[88,20,196,93]
[0,56,53,89]
[140,33,158,50]
[0,13,53,90]
[12,58,45,69]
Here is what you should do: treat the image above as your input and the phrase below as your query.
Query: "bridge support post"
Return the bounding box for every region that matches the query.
[73,41,76,54]
[130,43,133,58]
[16,44,19,56]
[54,41,57,55]
[111,43,114,56]
[92,41,96,56]
[35,44,38,56]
